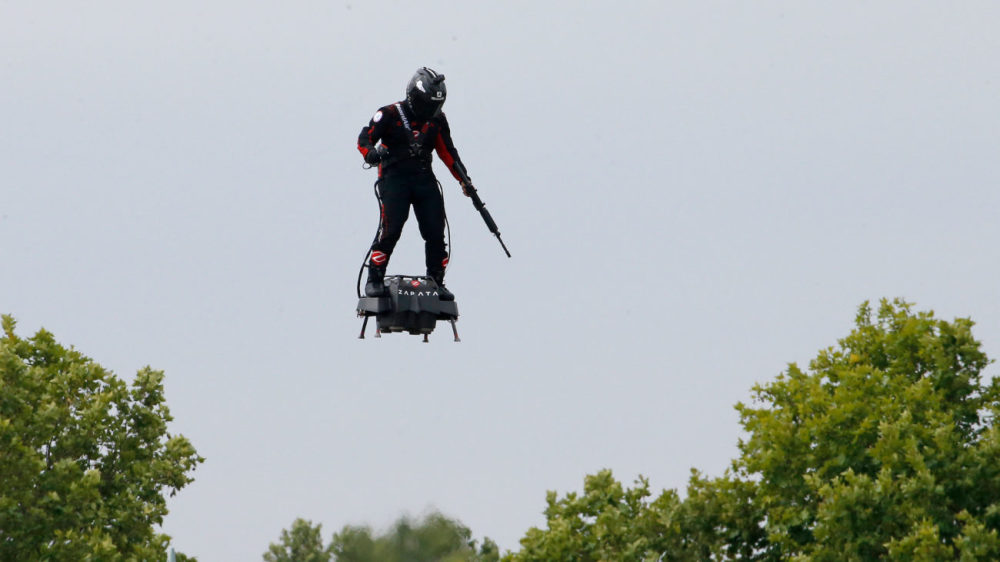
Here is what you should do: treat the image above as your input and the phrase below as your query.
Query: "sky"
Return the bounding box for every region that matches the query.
[2,1,999,559]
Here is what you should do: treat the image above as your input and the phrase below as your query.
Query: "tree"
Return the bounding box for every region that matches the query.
[505,469,679,562]
[505,468,771,562]
[729,299,1000,559]
[263,518,332,562]
[506,299,1000,560]
[0,315,203,561]
[330,511,498,562]
[267,511,499,562]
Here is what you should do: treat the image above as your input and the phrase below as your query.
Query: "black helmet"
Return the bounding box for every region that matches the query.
[406,67,446,120]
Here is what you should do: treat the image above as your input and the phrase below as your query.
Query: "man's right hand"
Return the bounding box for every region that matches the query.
[364,145,388,165]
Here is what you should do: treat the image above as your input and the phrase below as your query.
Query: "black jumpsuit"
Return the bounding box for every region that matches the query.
[357,102,467,275]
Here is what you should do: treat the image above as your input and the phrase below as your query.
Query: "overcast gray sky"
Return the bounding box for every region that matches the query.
[3,1,999,559]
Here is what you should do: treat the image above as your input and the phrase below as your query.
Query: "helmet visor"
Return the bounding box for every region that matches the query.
[410,95,443,119]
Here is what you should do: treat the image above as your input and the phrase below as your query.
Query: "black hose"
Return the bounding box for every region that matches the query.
[356,179,383,298]
[438,179,452,277]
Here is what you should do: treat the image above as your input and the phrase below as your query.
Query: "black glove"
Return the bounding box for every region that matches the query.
[364,145,388,165]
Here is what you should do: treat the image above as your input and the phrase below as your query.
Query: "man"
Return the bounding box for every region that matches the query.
[357,67,472,301]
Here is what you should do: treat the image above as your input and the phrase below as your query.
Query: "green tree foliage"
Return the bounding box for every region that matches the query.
[266,512,499,562]
[504,469,763,561]
[731,299,1000,560]
[504,470,678,561]
[263,518,332,562]
[508,299,1000,560]
[0,315,203,561]
[331,511,498,562]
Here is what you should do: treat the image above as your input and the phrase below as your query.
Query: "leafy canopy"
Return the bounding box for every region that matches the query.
[0,315,203,561]
[507,299,1000,561]
[265,512,499,562]
[732,299,1000,560]
[264,518,332,562]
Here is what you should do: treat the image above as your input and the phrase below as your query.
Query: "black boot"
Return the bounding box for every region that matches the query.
[365,265,388,297]
[428,269,454,301]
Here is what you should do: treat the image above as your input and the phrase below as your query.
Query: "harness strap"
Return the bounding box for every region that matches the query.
[380,103,429,171]
[395,103,413,136]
